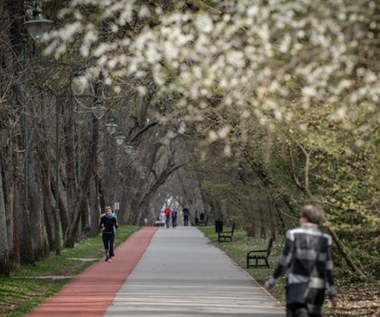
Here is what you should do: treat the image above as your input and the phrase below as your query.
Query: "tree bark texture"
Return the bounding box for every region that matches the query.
[62,96,76,236]
[0,151,10,276]
[65,115,99,248]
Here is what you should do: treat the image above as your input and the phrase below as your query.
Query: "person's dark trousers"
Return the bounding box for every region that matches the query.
[287,303,321,317]
[102,233,115,258]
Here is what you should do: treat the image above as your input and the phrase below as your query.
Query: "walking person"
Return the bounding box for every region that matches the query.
[171,209,178,228]
[154,216,161,227]
[159,210,166,227]
[264,203,337,317]
[183,207,190,226]
[164,207,171,228]
[99,207,118,262]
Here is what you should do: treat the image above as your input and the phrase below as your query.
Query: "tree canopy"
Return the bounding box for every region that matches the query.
[47,0,380,146]
[0,0,378,284]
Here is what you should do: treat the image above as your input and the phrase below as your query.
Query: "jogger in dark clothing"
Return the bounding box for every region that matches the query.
[99,207,118,262]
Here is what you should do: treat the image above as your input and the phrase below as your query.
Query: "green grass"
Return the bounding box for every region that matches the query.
[0,278,67,317]
[0,225,140,317]
[198,226,287,304]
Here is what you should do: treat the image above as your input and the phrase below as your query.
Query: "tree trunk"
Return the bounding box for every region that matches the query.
[90,173,101,235]
[0,153,10,276]
[42,192,55,252]
[263,186,277,239]
[63,96,77,229]
[9,150,20,269]
[65,115,99,248]
[36,130,61,256]
[327,226,366,279]
[19,193,34,263]
[11,174,20,269]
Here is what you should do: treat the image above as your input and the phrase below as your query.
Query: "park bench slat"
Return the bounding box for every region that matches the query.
[217,222,235,242]
[246,238,273,268]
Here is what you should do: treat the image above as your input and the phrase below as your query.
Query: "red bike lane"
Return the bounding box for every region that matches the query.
[25,227,158,316]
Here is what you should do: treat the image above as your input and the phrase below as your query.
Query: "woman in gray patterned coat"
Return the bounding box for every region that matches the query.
[264,203,338,317]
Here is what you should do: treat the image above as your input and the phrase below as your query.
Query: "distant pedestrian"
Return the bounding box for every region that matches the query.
[164,207,171,228]
[171,209,178,228]
[183,207,190,226]
[99,207,118,262]
[159,211,166,227]
[154,217,161,227]
[264,203,337,317]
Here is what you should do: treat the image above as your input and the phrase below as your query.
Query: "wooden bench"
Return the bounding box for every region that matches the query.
[246,238,273,268]
[218,222,235,242]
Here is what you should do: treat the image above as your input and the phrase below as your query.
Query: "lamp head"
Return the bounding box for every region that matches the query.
[92,99,107,120]
[106,118,118,135]
[71,71,89,96]
[115,133,126,146]
[24,2,52,42]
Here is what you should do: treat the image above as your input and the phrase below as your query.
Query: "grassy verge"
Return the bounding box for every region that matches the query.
[0,225,140,317]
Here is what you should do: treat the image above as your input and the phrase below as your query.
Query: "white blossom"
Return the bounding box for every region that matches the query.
[208,131,218,142]
[195,14,213,33]
[302,87,318,97]
[43,0,379,145]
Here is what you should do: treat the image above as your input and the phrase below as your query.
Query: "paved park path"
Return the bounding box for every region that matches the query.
[26,226,285,316]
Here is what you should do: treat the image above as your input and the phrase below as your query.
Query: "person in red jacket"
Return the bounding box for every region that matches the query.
[99,207,118,262]
[164,207,171,228]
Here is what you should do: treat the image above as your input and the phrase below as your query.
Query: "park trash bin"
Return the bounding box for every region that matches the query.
[215,219,223,233]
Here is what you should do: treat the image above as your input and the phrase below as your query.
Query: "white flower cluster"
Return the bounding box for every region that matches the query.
[47,0,380,143]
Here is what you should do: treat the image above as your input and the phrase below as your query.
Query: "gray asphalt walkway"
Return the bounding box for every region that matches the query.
[104,226,284,316]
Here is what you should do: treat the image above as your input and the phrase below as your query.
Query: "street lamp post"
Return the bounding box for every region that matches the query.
[72,72,108,230]
[21,40,30,220]
[23,0,58,253]
[72,73,108,181]
[23,1,53,208]
[112,131,126,206]
[55,98,60,243]
[105,117,116,203]
[104,118,125,203]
